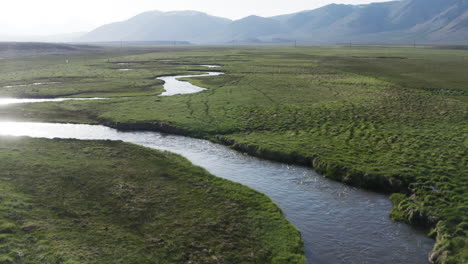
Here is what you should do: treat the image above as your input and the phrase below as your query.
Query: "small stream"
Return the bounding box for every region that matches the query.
[157,71,224,96]
[0,65,434,263]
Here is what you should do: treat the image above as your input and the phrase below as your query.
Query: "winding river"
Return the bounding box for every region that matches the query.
[0,67,434,264]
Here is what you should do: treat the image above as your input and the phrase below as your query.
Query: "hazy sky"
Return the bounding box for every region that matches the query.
[1,0,393,36]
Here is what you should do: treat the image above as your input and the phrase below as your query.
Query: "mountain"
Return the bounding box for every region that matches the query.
[222,16,286,42]
[278,0,468,44]
[80,11,231,43]
[274,4,358,30]
[80,0,468,44]
[409,0,468,42]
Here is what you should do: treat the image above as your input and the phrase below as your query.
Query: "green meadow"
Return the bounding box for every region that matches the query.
[0,137,304,263]
[0,45,466,263]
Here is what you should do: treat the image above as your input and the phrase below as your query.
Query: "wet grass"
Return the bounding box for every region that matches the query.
[0,46,467,263]
[0,136,304,263]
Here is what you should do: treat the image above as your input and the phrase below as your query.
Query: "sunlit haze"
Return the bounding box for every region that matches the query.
[1,0,393,37]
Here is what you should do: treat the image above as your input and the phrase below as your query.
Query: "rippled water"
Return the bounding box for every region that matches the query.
[0,122,434,264]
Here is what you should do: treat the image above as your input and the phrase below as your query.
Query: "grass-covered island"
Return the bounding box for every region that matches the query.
[0,45,466,263]
[0,136,304,263]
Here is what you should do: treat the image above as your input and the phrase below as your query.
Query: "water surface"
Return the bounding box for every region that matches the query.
[0,97,106,105]
[2,82,60,88]
[199,65,221,68]
[158,71,224,96]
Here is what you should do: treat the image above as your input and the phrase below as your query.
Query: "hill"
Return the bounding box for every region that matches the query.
[80,11,231,43]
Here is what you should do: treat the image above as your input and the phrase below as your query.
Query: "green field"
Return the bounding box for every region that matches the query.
[0,136,304,263]
[0,45,466,263]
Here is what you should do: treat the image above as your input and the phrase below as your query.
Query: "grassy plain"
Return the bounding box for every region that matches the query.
[0,136,304,263]
[0,45,466,263]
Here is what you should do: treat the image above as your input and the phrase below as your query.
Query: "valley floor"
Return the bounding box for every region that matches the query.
[0,45,466,263]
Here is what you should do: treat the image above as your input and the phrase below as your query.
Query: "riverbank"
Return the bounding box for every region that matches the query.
[0,136,305,263]
[78,117,460,264]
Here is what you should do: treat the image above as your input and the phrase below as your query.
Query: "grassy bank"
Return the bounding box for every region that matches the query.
[0,136,304,263]
[0,46,466,263]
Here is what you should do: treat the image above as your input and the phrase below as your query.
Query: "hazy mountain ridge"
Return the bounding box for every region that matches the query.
[80,0,468,44]
[81,11,231,43]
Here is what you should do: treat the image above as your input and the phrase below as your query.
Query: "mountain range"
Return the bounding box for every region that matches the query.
[80,0,468,44]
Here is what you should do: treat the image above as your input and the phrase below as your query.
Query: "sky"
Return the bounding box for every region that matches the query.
[0,0,393,36]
